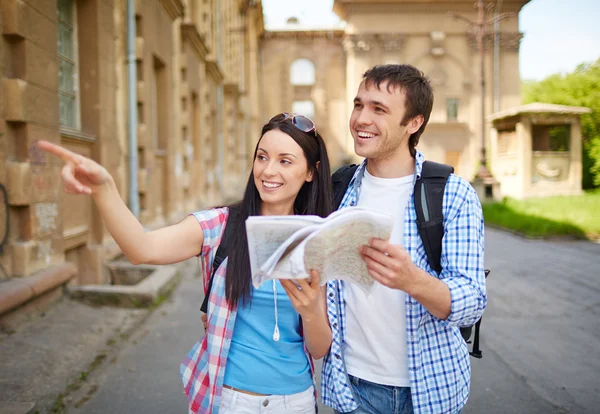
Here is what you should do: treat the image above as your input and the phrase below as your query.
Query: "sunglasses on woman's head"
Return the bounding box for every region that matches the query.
[270,113,317,136]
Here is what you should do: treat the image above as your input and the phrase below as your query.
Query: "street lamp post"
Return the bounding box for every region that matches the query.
[451,0,513,197]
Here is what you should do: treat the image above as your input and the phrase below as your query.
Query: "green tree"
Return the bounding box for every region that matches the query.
[522,59,600,188]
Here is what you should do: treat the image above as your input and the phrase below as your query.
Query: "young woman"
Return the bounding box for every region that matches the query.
[38,113,333,414]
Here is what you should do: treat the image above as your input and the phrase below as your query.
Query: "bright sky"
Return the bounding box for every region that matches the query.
[262,0,600,81]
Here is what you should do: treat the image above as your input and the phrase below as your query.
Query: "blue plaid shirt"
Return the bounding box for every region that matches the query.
[321,151,486,414]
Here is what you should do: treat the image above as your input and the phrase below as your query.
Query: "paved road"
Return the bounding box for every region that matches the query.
[464,229,600,414]
[66,260,200,413]
[67,228,600,413]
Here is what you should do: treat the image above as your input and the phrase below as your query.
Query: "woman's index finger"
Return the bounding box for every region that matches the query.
[37,140,80,163]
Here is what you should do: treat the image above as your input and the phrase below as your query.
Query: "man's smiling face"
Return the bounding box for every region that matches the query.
[350,80,417,162]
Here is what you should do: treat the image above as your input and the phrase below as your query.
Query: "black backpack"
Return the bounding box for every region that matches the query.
[332,161,487,359]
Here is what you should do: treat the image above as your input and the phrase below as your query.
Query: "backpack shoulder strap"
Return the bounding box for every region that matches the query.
[415,163,489,359]
[200,205,239,313]
[332,164,359,209]
[413,161,454,274]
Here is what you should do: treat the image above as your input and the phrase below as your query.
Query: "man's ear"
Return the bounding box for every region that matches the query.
[407,115,424,134]
[306,161,320,182]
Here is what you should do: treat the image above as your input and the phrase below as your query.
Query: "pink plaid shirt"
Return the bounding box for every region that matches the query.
[180,207,317,414]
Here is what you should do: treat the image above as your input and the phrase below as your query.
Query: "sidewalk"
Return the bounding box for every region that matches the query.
[0,260,180,414]
[64,259,200,413]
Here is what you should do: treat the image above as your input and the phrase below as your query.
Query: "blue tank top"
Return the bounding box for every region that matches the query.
[223,280,312,394]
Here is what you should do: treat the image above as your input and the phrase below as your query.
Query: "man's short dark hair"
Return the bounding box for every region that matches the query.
[362,64,434,157]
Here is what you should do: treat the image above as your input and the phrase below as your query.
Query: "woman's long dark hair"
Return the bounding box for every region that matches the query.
[224,114,333,308]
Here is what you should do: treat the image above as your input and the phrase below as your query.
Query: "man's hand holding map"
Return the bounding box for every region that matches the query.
[246,208,394,290]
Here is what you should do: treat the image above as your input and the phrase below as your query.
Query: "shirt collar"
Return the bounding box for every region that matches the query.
[349,150,425,190]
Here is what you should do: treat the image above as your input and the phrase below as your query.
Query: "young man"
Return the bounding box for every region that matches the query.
[321,64,487,414]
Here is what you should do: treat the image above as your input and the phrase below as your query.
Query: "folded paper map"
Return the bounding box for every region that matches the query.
[246,207,394,290]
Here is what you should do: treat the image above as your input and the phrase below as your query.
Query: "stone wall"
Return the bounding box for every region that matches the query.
[0,0,263,320]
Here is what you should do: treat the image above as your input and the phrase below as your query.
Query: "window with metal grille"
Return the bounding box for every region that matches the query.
[57,0,80,129]
[446,98,459,122]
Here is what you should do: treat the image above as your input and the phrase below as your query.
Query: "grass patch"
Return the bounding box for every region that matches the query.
[75,384,98,408]
[51,353,107,413]
[51,393,65,414]
[482,190,600,239]
[148,271,181,311]
[89,353,107,370]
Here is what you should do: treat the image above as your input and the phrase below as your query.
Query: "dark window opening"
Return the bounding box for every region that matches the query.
[532,125,570,152]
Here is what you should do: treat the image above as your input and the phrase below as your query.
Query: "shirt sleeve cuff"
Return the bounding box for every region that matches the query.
[437,275,485,327]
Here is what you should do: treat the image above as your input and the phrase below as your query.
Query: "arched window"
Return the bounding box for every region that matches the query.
[292,101,315,120]
[290,59,315,85]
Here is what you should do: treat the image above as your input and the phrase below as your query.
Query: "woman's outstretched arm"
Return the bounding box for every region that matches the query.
[38,140,204,265]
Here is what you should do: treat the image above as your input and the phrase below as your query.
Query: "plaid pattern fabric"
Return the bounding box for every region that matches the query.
[180,207,232,414]
[321,152,487,414]
[180,207,318,414]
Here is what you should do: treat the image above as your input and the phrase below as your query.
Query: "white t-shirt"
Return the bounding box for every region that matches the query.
[343,168,413,386]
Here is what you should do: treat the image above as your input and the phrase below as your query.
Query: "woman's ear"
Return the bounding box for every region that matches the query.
[306,161,319,183]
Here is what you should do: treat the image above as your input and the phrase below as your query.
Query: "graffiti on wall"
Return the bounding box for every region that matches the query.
[29,143,62,197]
[29,144,45,174]
[35,203,58,234]
[37,239,52,265]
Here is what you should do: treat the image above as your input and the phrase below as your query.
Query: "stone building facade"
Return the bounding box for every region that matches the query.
[260,28,349,167]
[0,0,264,323]
[259,0,529,174]
[6,0,582,325]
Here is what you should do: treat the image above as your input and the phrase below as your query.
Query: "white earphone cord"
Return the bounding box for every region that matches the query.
[272,280,280,341]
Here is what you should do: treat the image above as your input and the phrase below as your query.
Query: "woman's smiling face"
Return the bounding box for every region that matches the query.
[253,129,314,215]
